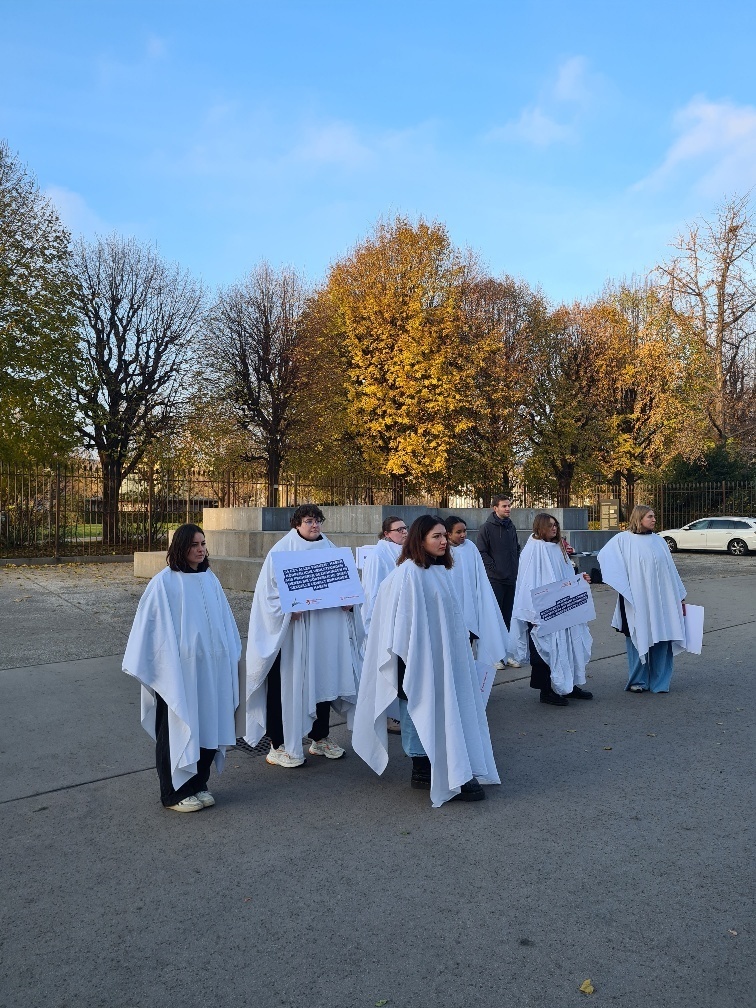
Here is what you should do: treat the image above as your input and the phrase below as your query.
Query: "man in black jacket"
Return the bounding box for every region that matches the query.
[476,495,521,668]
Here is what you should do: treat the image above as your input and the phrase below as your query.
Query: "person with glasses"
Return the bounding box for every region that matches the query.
[244,504,362,767]
[360,516,408,733]
[510,513,594,707]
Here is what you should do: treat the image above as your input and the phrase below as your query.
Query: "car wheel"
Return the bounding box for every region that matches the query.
[664,537,678,552]
[727,539,749,556]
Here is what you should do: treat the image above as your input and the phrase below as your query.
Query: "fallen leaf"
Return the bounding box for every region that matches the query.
[603,747,613,751]
[647,733,656,737]
[728,929,738,936]
[375,1001,389,1006]
[579,979,595,994]
[243,897,252,902]
[716,722,724,725]
[565,729,577,733]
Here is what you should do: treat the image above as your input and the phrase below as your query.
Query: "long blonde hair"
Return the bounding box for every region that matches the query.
[628,504,654,534]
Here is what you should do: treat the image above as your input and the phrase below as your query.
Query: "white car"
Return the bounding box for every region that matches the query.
[662,517,756,555]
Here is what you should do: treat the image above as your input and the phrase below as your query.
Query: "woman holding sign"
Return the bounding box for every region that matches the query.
[511,514,593,706]
[352,514,499,807]
[597,505,687,693]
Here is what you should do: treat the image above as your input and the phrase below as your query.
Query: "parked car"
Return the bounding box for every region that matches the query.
[662,517,756,555]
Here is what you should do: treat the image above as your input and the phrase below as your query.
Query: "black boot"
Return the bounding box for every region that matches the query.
[451,777,486,801]
[411,755,432,789]
[568,685,593,699]
[540,687,568,706]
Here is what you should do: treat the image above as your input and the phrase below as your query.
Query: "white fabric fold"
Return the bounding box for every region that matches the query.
[450,539,509,701]
[245,528,362,759]
[510,537,592,695]
[360,538,401,634]
[123,567,241,790]
[597,531,686,663]
[352,561,500,807]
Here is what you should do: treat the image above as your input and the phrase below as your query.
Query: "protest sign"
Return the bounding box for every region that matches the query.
[531,575,596,636]
[272,547,365,614]
[355,544,375,570]
[683,603,704,654]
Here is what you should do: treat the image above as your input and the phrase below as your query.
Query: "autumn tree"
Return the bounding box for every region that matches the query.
[656,195,756,457]
[0,140,79,462]
[203,263,308,506]
[323,216,487,502]
[73,235,205,544]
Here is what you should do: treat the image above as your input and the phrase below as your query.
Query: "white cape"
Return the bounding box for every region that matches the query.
[123,567,241,790]
[511,537,592,695]
[597,531,686,663]
[360,538,401,634]
[450,539,509,701]
[245,528,363,759]
[352,561,500,807]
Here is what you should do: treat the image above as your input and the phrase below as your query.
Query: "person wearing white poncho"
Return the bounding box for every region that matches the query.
[510,513,594,706]
[123,524,241,813]
[445,516,509,702]
[245,505,362,768]
[352,515,500,806]
[597,505,687,693]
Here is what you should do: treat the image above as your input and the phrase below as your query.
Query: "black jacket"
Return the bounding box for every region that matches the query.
[476,513,520,586]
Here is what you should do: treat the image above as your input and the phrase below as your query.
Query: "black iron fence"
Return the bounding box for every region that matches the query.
[1,462,754,558]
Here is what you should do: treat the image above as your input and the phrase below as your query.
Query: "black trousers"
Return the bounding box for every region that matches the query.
[490,580,516,630]
[155,695,216,806]
[265,652,332,750]
[527,622,552,690]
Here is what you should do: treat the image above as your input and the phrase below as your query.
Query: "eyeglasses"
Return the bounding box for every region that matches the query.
[389,526,408,533]
[301,518,324,526]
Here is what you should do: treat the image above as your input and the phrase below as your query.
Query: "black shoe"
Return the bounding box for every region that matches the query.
[411,755,432,790]
[540,688,568,706]
[568,686,593,700]
[451,777,486,802]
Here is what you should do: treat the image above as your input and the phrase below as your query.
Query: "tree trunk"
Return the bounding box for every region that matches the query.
[266,449,281,508]
[391,474,405,506]
[555,462,574,509]
[99,455,123,548]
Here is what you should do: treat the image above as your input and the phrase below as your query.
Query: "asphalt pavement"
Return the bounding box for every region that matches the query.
[0,553,753,1008]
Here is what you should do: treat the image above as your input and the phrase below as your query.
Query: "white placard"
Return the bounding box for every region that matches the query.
[355,544,376,570]
[683,604,704,654]
[531,575,596,636]
[271,547,366,614]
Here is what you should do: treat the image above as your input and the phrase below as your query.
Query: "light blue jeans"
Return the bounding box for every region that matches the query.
[398,699,427,757]
[625,638,674,693]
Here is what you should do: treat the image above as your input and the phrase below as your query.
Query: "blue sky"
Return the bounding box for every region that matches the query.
[2,1,755,304]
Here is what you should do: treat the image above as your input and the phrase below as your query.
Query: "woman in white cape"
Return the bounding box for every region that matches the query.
[511,513,593,706]
[445,515,509,704]
[352,514,499,807]
[123,524,241,813]
[245,504,363,767]
[597,505,687,693]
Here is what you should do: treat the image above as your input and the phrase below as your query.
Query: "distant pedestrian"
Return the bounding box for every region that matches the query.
[123,524,241,812]
[476,494,522,668]
[597,506,687,693]
[510,513,593,706]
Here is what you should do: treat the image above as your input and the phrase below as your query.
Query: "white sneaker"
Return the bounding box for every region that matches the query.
[166,795,203,813]
[266,745,306,768]
[308,737,346,759]
[495,660,507,671]
[506,658,522,668]
[194,790,215,807]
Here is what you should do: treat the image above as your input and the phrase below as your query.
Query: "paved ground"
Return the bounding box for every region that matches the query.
[0,554,754,1008]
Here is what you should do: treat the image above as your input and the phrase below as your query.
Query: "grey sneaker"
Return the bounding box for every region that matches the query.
[194,790,215,807]
[266,745,306,768]
[166,795,204,813]
[308,737,346,759]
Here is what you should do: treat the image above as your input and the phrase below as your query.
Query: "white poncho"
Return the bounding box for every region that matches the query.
[510,537,592,695]
[360,538,401,634]
[123,567,241,790]
[597,531,686,663]
[450,539,509,700]
[245,528,363,759]
[352,560,500,807]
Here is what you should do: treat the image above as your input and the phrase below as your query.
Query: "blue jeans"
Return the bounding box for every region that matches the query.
[398,699,427,757]
[625,638,674,693]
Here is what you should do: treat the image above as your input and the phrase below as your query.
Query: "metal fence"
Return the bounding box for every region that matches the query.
[1,462,754,558]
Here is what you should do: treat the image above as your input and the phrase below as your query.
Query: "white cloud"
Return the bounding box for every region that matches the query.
[291,122,372,168]
[635,97,756,196]
[44,186,108,237]
[486,55,599,148]
[146,34,167,60]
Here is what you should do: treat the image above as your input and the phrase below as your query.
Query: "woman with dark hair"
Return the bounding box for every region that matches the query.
[511,513,593,706]
[597,505,687,693]
[445,516,509,702]
[123,524,241,812]
[352,514,499,806]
